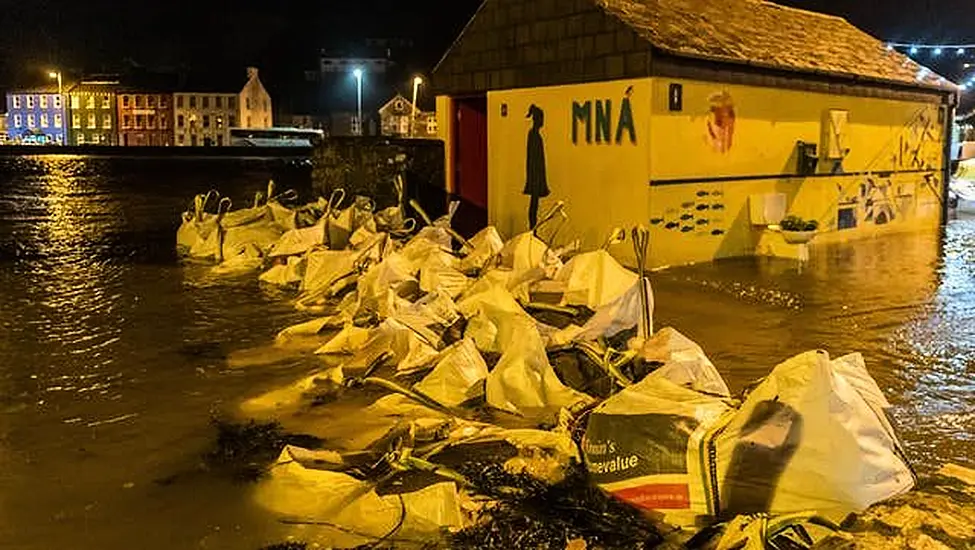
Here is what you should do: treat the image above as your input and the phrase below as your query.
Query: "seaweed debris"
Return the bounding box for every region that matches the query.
[205,419,324,482]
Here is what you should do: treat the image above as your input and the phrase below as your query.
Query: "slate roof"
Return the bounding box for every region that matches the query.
[596,0,955,90]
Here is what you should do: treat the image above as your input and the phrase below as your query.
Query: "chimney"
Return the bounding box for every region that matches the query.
[247,67,259,80]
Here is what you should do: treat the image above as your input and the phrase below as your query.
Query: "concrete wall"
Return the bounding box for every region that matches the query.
[486,78,652,263]
[646,77,945,265]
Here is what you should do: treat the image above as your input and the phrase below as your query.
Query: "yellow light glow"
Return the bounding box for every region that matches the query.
[413,76,423,86]
[48,71,58,79]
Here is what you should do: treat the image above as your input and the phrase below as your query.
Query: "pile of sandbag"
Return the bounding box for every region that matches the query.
[178,189,918,549]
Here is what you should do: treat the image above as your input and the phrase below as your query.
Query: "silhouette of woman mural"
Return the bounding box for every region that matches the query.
[524,104,549,229]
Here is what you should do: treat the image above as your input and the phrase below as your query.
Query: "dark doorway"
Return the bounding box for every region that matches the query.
[453,96,488,236]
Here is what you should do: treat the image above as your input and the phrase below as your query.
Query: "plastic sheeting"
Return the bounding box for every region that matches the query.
[413,339,488,407]
[556,250,638,310]
[573,279,654,342]
[254,448,464,548]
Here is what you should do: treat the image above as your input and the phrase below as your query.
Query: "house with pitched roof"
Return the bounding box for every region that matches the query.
[432,0,957,265]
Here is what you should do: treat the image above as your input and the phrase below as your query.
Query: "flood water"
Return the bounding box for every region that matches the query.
[0,155,972,549]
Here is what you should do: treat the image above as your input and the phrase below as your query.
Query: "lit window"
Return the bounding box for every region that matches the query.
[27,96,35,108]
[202,97,209,108]
[70,95,79,109]
[87,113,96,128]
[203,115,210,128]
[102,96,110,109]
[426,117,438,134]
[54,114,62,128]
[123,96,130,107]
[86,96,95,109]
[103,114,111,129]
[27,114,36,128]
[77,134,85,144]
[72,114,80,128]
[177,115,184,128]
[216,116,223,128]
[123,115,131,129]
[40,95,48,109]
[40,114,49,128]
[12,96,21,108]
[13,114,22,128]
[176,96,184,108]
[53,95,62,109]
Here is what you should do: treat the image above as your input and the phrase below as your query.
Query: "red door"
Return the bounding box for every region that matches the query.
[454,97,488,210]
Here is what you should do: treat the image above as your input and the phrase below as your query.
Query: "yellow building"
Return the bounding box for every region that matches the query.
[432,0,957,267]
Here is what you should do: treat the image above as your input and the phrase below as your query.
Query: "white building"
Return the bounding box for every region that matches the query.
[239,67,272,129]
[173,67,272,146]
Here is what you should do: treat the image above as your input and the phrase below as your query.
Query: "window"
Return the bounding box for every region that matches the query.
[13,114,22,128]
[102,95,110,109]
[40,114,49,128]
[135,115,144,129]
[53,95,62,109]
[176,95,184,108]
[40,95,48,109]
[202,96,209,108]
[159,96,168,108]
[202,115,210,128]
[177,114,185,128]
[177,134,184,145]
[160,117,168,129]
[12,95,21,108]
[217,134,224,146]
[191,135,198,146]
[72,114,80,128]
[27,96,35,108]
[103,114,111,129]
[148,115,156,129]
[77,134,85,145]
[246,98,251,109]
[189,117,196,129]
[71,95,79,109]
[135,95,143,108]
[189,96,196,108]
[229,115,236,127]
[215,96,222,108]
[87,113,96,128]
[54,114,62,128]
[216,116,223,129]
[246,116,251,127]
[86,96,95,109]
[123,115,132,129]
[123,95,130,107]
[27,114,36,128]
[229,97,236,109]
[148,96,156,108]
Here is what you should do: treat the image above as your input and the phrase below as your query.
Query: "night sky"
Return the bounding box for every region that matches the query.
[0,0,973,93]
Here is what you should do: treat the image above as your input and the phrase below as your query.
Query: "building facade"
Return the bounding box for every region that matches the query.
[432,0,956,267]
[4,87,68,145]
[239,67,273,129]
[173,92,237,146]
[379,93,438,138]
[68,81,119,145]
[116,91,174,146]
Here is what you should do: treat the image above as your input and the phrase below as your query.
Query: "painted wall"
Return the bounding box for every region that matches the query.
[173,93,237,146]
[5,92,67,144]
[486,78,652,262]
[646,78,946,266]
[68,88,119,145]
[117,93,174,146]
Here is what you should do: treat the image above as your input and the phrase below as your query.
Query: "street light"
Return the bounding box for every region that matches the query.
[410,76,423,138]
[48,70,62,95]
[353,68,363,136]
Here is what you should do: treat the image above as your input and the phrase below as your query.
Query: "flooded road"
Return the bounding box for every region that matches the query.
[0,155,972,548]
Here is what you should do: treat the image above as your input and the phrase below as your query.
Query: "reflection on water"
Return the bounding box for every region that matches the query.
[0,156,973,548]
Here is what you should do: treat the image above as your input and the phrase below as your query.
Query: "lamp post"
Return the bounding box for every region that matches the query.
[353,68,363,136]
[48,71,63,95]
[410,76,423,138]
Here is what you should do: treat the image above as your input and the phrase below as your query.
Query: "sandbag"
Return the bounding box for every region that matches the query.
[458,226,504,273]
[259,256,306,286]
[413,338,488,407]
[555,250,638,310]
[268,223,325,258]
[573,279,654,342]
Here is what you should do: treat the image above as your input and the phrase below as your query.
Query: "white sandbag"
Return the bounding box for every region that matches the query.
[392,290,461,350]
[419,251,472,298]
[267,200,297,231]
[315,325,372,355]
[458,285,529,354]
[259,256,306,286]
[485,314,592,421]
[274,316,345,348]
[342,318,439,374]
[713,350,914,520]
[221,220,285,259]
[556,250,638,310]
[254,450,463,548]
[221,205,269,228]
[300,249,360,293]
[413,339,488,407]
[574,279,654,341]
[638,328,730,397]
[328,197,375,250]
[268,224,324,258]
[458,226,504,273]
[498,232,563,279]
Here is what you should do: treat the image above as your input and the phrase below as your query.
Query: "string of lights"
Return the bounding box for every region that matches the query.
[886,43,974,56]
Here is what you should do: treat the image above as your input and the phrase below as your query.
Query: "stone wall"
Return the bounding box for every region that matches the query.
[310,137,448,218]
[432,0,651,95]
